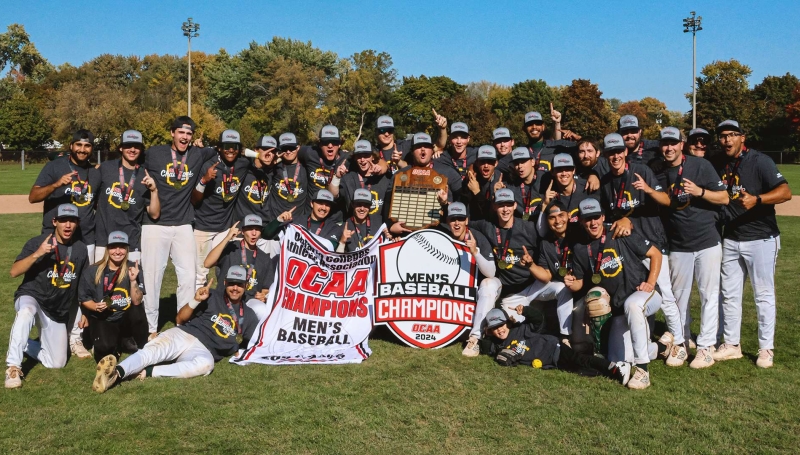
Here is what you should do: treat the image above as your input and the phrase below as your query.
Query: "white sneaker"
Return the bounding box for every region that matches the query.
[657,332,674,359]
[756,349,774,369]
[92,355,118,393]
[70,340,92,359]
[689,348,715,369]
[666,345,688,367]
[462,336,480,358]
[627,367,650,390]
[712,343,743,361]
[613,361,632,385]
[5,366,23,389]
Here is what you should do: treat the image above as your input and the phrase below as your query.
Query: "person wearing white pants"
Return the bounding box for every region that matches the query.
[648,126,732,368]
[93,265,269,392]
[712,119,791,369]
[6,204,90,389]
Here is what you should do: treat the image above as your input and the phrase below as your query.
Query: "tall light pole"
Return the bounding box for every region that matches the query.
[683,11,702,129]
[182,18,200,117]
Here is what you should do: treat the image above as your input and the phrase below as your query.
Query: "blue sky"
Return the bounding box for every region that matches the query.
[3,1,799,112]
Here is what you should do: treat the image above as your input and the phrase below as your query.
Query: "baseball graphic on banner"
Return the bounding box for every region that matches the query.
[396,230,461,283]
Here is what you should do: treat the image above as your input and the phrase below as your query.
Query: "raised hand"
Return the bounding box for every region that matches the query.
[432,108,447,129]
[550,102,562,123]
[35,234,54,258]
[141,169,157,191]
[278,206,296,223]
[466,169,480,195]
[340,223,354,244]
[493,174,505,193]
[335,162,348,178]
[544,179,557,205]
[464,232,478,255]
[193,138,205,148]
[57,171,76,188]
[519,245,534,268]
[632,172,652,194]
[561,129,581,141]
[203,162,219,183]
[128,260,140,282]
[194,276,214,302]
[227,221,241,240]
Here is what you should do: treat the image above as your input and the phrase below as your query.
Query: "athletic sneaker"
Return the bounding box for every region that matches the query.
[712,343,743,361]
[70,340,92,359]
[612,361,632,386]
[627,367,650,390]
[689,348,715,369]
[756,349,774,369]
[93,355,118,393]
[657,332,674,359]
[5,366,23,389]
[462,336,480,357]
[666,345,688,367]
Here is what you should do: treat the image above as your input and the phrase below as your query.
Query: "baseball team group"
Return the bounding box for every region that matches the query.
[4,105,790,392]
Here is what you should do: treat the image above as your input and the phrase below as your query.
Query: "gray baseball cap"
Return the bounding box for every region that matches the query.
[354,139,373,155]
[279,133,298,148]
[511,147,532,161]
[495,188,515,203]
[485,308,508,330]
[55,204,79,219]
[524,111,544,125]
[618,115,640,131]
[688,128,710,139]
[447,202,468,218]
[313,189,335,203]
[552,153,575,169]
[376,116,395,129]
[220,129,241,145]
[225,265,248,284]
[256,136,277,149]
[660,127,682,142]
[243,214,263,227]
[413,132,433,146]
[477,145,497,160]
[493,127,512,141]
[579,197,603,219]
[107,231,129,245]
[450,122,469,135]
[120,130,144,146]
[319,125,341,142]
[716,119,742,134]
[603,133,626,152]
[353,188,372,203]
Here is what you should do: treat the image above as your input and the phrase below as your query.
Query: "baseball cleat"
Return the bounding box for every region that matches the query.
[756,349,774,369]
[666,345,688,367]
[627,367,650,390]
[657,332,674,359]
[70,340,92,359]
[613,361,632,385]
[689,348,715,369]
[712,343,743,361]
[462,336,480,358]
[5,366,23,389]
[93,355,118,393]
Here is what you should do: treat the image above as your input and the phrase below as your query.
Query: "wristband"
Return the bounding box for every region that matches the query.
[700,188,705,198]
[331,176,341,187]
[195,182,206,192]
[756,196,762,205]
[188,299,202,309]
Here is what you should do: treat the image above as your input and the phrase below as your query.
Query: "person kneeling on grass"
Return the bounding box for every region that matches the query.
[479,308,633,386]
[92,265,269,393]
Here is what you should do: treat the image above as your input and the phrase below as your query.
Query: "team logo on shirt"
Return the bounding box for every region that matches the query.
[568,208,580,223]
[108,288,132,312]
[162,164,193,188]
[368,191,383,215]
[66,182,93,207]
[244,180,268,204]
[211,313,237,338]
[538,160,552,173]
[47,262,77,288]
[309,168,332,189]
[494,248,521,269]
[214,177,241,195]
[106,183,137,208]
[275,180,303,201]
[668,183,691,210]
[600,249,623,278]
[610,192,637,216]
[720,173,742,199]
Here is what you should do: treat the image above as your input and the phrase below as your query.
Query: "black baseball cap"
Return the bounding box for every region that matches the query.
[170,116,196,132]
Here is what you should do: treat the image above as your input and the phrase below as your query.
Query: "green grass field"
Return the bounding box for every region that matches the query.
[0,214,799,453]
[778,164,800,194]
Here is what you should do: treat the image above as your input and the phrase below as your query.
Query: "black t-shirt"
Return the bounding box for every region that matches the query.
[506,177,543,220]
[179,292,260,361]
[655,155,726,252]
[298,146,351,200]
[95,159,151,250]
[470,219,539,294]
[211,240,276,301]
[378,139,413,166]
[434,146,479,182]
[236,167,273,222]
[434,224,495,274]
[599,163,667,250]
[625,139,662,168]
[431,161,464,197]
[554,178,591,224]
[194,156,252,231]
[79,261,145,322]
[265,161,311,221]
[485,323,559,368]
[717,149,787,241]
[14,234,89,323]
[340,214,385,252]
[537,235,574,284]
[463,169,503,223]
[34,155,100,243]
[527,139,577,193]
[300,215,344,244]
[339,171,392,220]
[572,231,653,311]
[143,145,217,226]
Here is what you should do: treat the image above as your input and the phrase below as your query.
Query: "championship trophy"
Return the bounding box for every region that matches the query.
[388,166,449,231]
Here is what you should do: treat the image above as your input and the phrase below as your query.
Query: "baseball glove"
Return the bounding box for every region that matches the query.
[495,348,522,367]
[585,286,611,318]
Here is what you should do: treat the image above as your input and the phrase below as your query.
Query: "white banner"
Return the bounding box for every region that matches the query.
[233,224,383,365]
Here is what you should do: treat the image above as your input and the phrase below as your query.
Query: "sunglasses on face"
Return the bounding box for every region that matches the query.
[377,128,394,135]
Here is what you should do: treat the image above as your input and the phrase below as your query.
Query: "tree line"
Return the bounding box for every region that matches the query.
[1,24,799,152]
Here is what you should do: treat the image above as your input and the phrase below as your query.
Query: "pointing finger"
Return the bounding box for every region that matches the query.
[634,172,644,181]
[547,179,553,191]
[550,102,554,113]
[289,206,296,213]
[522,245,529,256]
[432,108,438,118]
[144,169,151,178]
[208,277,215,289]
[232,221,240,229]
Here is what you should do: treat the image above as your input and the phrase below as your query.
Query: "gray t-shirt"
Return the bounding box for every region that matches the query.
[34,155,100,244]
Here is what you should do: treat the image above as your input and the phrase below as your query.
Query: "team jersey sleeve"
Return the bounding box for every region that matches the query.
[34,160,58,187]
[642,167,663,193]
[571,244,589,280]
[697,159,726,191]
[758,154,788,192]
[16,237,40,262]
[626,231,652,258]
[78,265,98,303]
[536,241,549,268]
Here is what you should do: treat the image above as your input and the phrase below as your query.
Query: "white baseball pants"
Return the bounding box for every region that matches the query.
[607,290,662,365]
[141,224,197,333]
[643,256,683,344]
[669,243,722,349]
[194,230,228,289]
[7,296,68,369]
[720,237,780,350]
[118,327,214,379]
[478,277,574,336]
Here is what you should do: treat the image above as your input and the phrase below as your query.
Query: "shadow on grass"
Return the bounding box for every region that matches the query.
[157,294,178,332]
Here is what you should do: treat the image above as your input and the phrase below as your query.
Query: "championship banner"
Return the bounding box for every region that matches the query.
[233,224,384,365]
[374,229,477,348]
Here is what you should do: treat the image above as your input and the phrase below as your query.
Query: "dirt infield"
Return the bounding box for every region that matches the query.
[1,194,800,216]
